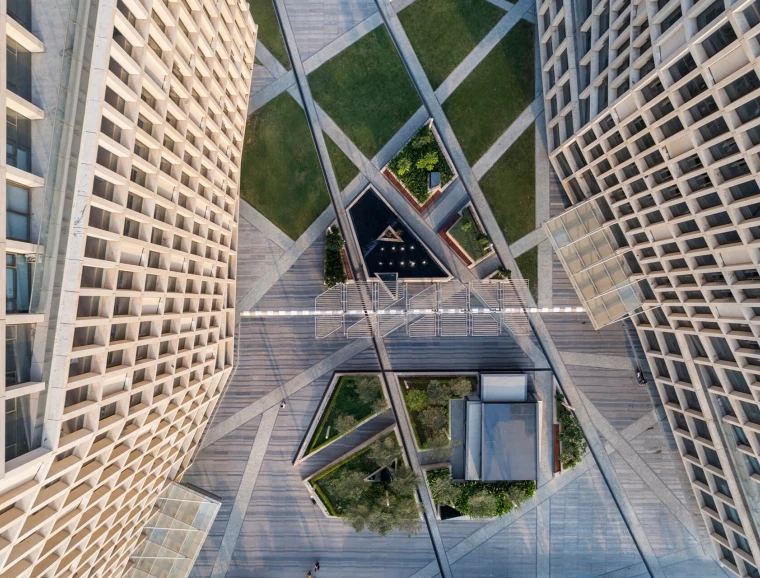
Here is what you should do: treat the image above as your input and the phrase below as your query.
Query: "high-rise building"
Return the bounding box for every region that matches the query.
[539,0,760,575]
[0,0,255,572]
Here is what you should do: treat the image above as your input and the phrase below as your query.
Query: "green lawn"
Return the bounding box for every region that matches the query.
[479,124,535,244]
[442,19,534,164]
[325,134,359,192]
[309,26,422,159]
[516,247,538,302]
[247,0,291,70]
[240,92,330,239]
[449,207,491,262]
[387,124,454,204]
[399,0,505,89]
[307,376,385,454]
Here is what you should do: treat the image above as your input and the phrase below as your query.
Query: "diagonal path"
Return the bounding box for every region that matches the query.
[238,200,294,251]
[210,405,280,577]
[434,0,534,104]
[270,1,454,575]
[373,1,666,575]
[471,96,543,180]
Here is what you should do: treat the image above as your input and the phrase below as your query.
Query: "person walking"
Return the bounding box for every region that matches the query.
[314,561,320,571]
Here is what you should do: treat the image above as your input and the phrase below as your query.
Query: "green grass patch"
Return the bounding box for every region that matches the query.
[246,0,291,70]
[427,469,535,518]
[240,92,330,239]
[307,376,385,454]
[479,125,535,244]
[387,124,454,204]
[449,207,491,262]
[442,19,534,164]
[399,0,505,89]
[516,248,538,302]
[309,26,422,159]
[325,134,359,192]
[401,376,474,449]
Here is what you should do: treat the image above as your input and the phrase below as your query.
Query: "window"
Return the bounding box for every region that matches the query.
[699,117,729,141]
[6,39,31,100]
[660,7,682,33]
[745,0,760,28]
[702,23,737,58]
[6,184,30,242]
[99,402,117,421]
[696,0,724,31]
[670,54,697,81]
[6,110,31,172]
[725,71,760,102]
[6,255,32,314]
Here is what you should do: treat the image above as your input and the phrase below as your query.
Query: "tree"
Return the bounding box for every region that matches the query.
[419,406,447,434]
[396,156,412,176]
[405,389,428,412]
[425,433,454,462]
[334,413,358,434]
[369,436,400,467]
[459,219,474,233]
[363,494,422,537]
[390,464,420,496]
[353,376,380,405]
[448,377,472,398]
[426,380,450,405]
[324,470,367,505]
[416,151,439,171]
[466,490,498,518]
[429,470,462,507]
[504,484,529,509]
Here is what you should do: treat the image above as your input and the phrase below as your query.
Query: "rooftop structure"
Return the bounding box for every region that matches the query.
[465,374,538,482]
[0,0,256,573]
[538,0,760,573]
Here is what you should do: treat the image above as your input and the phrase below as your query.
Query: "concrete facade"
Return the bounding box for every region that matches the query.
[540,0,760,575]
[0,0,255,573]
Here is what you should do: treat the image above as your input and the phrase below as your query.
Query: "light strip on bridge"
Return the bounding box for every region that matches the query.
[240,306,586,317]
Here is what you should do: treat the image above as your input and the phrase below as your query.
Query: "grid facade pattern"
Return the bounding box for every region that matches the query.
[0,0,255,572]
[539,0,760,575]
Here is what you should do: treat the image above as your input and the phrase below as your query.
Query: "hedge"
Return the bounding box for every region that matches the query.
[555,392,587,470]
[324,227,348,287]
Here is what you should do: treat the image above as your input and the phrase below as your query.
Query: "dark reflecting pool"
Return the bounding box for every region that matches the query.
[348,188,449,280]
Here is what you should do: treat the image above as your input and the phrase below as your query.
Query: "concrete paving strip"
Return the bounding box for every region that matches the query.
[537,240,553,308]
[236,204,336,313]
[434,0,534,104]
[238,200,294,251]
[575,388,703,545]
[202,339,373,449]
[302,12,383,74]
[425,180,469,229]
[253,41,288,79]
[510,227,546,258]
[536,500,551,578]
[210,405,280,578]
[471,98,542,180]
[248,70,296,114]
